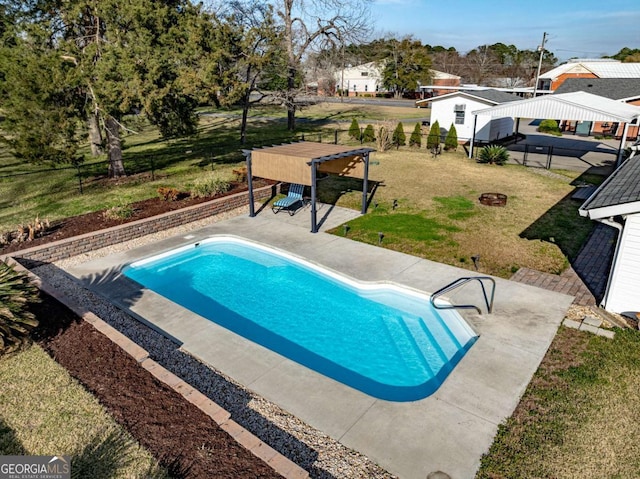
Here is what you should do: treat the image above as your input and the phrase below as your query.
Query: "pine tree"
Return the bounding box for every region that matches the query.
[0,1,214,177]
[427,120,441,149]
[362,124,376,142]
[349,118,361,140]
[392,122,406,147]
[445,124,458,150]
[409,123,422,148]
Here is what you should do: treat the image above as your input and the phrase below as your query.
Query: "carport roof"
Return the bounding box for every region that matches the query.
[472,91,640,123]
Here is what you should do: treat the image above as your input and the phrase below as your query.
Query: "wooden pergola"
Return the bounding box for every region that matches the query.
[243,142,376,233]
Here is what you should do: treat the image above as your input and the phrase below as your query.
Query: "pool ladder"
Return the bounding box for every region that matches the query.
[430,276,496,314]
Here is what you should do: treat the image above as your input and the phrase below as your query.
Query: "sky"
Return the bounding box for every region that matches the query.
[370,0,640,61]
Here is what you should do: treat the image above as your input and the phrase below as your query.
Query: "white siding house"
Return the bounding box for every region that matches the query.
[335,62,383,95]
[416,90,519,142]
[580,155,640,315]
[606,215,640,313]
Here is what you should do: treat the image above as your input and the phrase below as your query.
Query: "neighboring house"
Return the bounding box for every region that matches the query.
[553,78,640,139]
[579,155,640,315]
[537,58,640,92]
[334,62,384,96]
[415,89,520,142]
[333,62,460,97]
[419,70,462,97]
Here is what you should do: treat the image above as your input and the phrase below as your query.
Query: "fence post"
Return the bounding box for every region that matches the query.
[334,129,338,144]
[523,144,528,166]
[76,164,83,194]
[546,146,553,169]
[360,127,364,144]
[318,133,322,143]
[150,156,156,181]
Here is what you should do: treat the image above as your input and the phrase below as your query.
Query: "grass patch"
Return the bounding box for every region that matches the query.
[327,149,596,277]
[341,212,459,245]
[0,345,167,477]
[476,327,640,478]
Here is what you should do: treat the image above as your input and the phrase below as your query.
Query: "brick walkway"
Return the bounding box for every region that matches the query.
[510,223,618,306]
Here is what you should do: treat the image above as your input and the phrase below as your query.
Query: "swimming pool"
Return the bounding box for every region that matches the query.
[123,237,477,401]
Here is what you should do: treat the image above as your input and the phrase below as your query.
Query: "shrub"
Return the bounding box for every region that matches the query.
[157,186,180,201]
[427,120,440,149]
[538,119,561,135]
[0,260,40,354]
[362,124,376,142]
[444,123,458,150]
[0,216,51,246]
[348,118,361,140]
[392,122,406,147]
[478,145,509,165]
[191,175,231,198]
[102,202,134,221]
[375,121,394,152]
[409,123,422,148]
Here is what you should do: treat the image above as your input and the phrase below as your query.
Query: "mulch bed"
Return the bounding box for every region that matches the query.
[6,179,288,477]
[0,179,274,255]
[32,292,283,478]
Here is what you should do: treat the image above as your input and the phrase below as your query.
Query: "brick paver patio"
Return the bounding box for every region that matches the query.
[511,223,617,306]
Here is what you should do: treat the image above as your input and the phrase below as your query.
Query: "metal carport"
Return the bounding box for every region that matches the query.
[243,142,375,233]
[470,91,640,164]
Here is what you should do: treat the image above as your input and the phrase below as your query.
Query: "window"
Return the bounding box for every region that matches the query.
[361,72,369,76]
[454,103,466,125]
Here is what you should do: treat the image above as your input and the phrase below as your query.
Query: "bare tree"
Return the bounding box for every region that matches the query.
[461,45,499,84]
[274,0,373,130]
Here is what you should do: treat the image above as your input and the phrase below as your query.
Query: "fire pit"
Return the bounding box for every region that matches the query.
[479,193,507,206]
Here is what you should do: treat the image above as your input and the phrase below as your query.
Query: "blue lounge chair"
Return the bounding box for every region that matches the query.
[272,183,305,216]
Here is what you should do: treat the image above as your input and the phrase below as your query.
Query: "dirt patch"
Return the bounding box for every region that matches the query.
[32,292,283,478]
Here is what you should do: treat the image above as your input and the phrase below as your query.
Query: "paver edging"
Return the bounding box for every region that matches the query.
[5,259,308,479]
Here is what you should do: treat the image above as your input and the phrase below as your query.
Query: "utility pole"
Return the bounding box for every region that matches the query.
[533,32,548,97]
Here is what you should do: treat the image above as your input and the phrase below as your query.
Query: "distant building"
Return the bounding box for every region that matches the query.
[415,89,520,142]
[553,78,640,139]
[334,62,384,96]
[537,59,640,92]
[333,62,460,98]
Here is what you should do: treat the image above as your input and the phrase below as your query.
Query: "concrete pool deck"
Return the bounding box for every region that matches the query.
[64,210,573,479]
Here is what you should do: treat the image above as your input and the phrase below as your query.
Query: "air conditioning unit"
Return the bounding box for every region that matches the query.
[454,104,466,111]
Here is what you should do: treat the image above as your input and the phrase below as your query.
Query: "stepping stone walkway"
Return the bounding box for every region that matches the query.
[562,314,615,339]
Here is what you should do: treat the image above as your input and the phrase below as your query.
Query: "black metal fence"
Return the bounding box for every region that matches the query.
[506,143,618,171]
[0,126,455,195]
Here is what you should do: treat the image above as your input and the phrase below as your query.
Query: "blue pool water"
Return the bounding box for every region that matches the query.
[123,237,477,401]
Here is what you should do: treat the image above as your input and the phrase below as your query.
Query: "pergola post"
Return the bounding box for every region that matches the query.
[361,153,370,214]
[244,151,255,217]
[310,161,318,233]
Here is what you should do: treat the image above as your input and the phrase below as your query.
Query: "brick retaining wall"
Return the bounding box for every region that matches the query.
[9,183,278,263]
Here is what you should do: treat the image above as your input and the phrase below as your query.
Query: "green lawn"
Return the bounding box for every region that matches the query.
[476,326,640,479]
[323,149,596,278]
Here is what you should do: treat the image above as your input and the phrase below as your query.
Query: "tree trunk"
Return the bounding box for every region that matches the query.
[105,116,126,178]
[88,112,103,156]
[240,94,249,145]
[286,67,296,131]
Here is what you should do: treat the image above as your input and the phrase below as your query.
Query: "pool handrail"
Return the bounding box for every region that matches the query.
[430,276,495,314]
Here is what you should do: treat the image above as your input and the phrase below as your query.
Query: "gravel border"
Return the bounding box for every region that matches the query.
[32,206,396,479]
